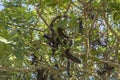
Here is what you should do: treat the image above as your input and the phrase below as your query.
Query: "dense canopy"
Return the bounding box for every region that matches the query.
[0,0,120,80]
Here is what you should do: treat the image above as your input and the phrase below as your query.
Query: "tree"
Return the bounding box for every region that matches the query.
[0,0,120,80]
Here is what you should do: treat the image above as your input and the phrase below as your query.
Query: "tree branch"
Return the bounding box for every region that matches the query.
[64,1,72,15]
[103,12,120,41]
[36,0,50,28]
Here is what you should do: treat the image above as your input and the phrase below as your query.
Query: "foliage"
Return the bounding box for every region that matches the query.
[0,0,120,80]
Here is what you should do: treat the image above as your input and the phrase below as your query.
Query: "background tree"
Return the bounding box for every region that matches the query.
[0,0,120,80]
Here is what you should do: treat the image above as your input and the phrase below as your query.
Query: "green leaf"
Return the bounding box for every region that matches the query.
[0,36,13,44]
[47,2,57,7]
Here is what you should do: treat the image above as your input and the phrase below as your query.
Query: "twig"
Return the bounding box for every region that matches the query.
[0,66,33,72]
[89,13,99,35]
[103,12,120,41]
[0,65,67,77]
[77,0,86,6]
[36,0,50,28]
[98,60,120,67]
[64,1,72,15]
[71,1,81,10]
